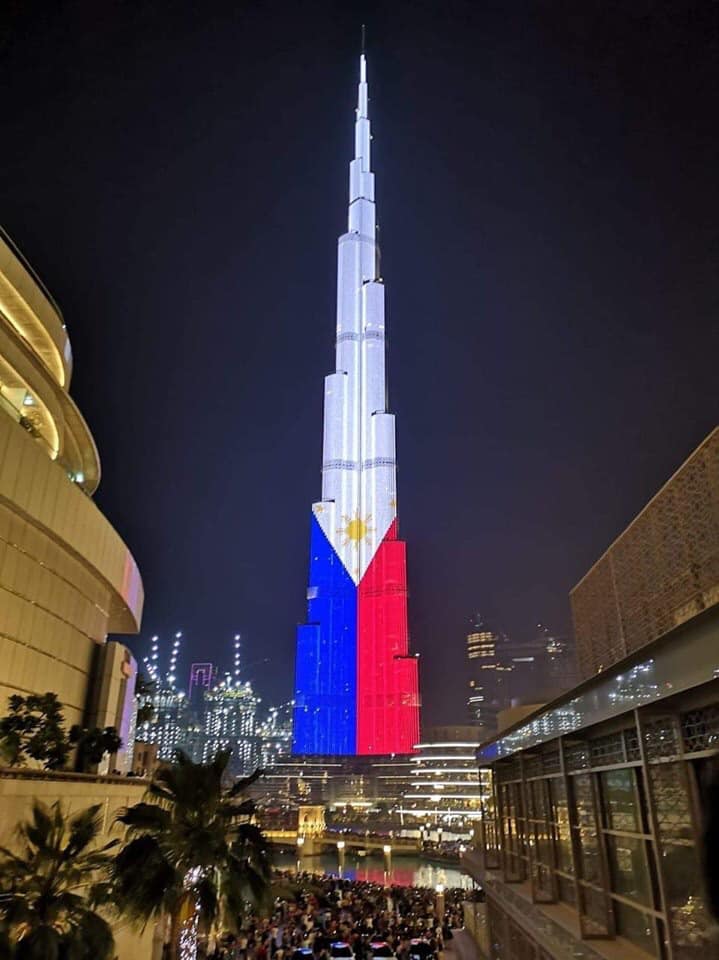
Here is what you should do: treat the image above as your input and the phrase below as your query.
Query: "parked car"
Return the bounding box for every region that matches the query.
[369,942,396,959]
[408,939,435,960]
[292,950,314,960]
[330,943,354,959]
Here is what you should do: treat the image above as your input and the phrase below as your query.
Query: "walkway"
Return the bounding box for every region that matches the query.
[445,928,482,960]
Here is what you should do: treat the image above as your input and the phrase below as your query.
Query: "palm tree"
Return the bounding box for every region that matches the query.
[111,750,270,960]
[0,801,117,959]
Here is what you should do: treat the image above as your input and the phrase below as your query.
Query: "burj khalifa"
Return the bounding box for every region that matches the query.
[292,54,420,756]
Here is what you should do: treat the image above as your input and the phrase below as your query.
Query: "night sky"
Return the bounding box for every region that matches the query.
[2,1,717,725]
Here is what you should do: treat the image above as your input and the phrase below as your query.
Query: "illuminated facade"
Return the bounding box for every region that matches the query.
[466,615,513,731]
[137,685,189,761]
[292,54,419,755]
[399,726,490,837]
[539,621,579,694]
[0,226,143,728]
[202,680,259,776]
[257,701,293,768]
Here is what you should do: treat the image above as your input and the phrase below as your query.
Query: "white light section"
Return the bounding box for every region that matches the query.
[396,809,484,819]
[413,793,485,800]
[312,53,396,585]
[414,742,481,748]
[410,755,477,762]
[411,781,482,788]
[409,768,482,775]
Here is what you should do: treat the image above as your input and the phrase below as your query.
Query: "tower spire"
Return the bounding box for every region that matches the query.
[292,50,420,757]
[355,52,369,166]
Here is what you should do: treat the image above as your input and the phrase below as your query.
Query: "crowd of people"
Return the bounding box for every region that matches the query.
[204,873,468,960]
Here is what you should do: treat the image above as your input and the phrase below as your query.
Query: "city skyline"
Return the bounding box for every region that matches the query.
[1,4,717,724]
[132,615,576,724]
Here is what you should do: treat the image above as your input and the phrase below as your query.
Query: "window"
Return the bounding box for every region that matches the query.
[601,769,640,832]
[613,902,658,955]
[606,835,652,906]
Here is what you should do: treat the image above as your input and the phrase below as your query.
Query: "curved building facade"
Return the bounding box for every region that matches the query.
[0,227,143,727]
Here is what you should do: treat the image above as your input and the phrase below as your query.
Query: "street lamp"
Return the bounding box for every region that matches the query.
[382,843,392,888]
[435,883,445,920]
[336,840,346,850]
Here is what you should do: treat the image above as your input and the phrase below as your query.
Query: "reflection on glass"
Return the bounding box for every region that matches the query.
[549,779,574,875]
[601,769,640,832]
[649,762,694,842]
[479,624,719,762]
[555,827,573,874]
[581,886,611,936]
[606,836,652,906]
[613,901,658,955]
[558,876,576,906]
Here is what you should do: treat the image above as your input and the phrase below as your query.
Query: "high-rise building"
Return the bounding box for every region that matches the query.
[467,614,580,728]
[0,227,143,727]
[537,622,578,694]
[137,685,189,761]
[256,701,293,768]
[399,725,491,839]
[292,54,419,756]
[202,680,259,777]
[465,615,513,731]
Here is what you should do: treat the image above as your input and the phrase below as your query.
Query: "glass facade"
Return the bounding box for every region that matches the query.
[470,689,719,959]
[478,607,719,764]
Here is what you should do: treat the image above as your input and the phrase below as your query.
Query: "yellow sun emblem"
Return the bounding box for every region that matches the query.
[339,509,373,547]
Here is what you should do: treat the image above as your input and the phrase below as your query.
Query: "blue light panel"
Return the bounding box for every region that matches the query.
[292,514,357,754]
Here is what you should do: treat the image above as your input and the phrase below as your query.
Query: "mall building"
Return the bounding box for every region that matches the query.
[466,428,719,960]
[0,227,143,758]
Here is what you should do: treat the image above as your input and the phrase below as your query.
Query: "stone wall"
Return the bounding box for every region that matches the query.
[0,768,161,959]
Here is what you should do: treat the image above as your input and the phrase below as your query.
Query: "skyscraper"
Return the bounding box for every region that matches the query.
[465,614,513,731]
[202,680,259,777]
[537,622,578,695]
[292,54,420,756]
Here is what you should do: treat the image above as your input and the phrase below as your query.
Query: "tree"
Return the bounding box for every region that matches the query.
[111,751,270,960]
[69,726,122,773]
[0,694,69,770]
[134,673,156,699]
[135,673,156,726]
[0,801,118,959]
[136,703,155,725]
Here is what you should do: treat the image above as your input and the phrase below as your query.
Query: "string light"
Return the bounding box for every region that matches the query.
[168,631,182,688]
[233,633,241,686]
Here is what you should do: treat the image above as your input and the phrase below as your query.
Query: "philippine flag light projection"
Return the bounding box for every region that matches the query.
[292,54,420,756]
